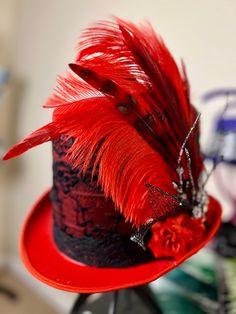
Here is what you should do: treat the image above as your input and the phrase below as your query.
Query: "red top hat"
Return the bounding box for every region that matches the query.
[4,18,222,293]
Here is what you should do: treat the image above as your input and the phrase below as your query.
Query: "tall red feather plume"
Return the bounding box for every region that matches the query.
[3,18,203,227]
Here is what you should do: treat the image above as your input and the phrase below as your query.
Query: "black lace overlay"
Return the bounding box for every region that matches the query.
[51,138,153,267]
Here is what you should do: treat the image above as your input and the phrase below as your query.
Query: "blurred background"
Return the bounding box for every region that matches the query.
[0,0,236,313]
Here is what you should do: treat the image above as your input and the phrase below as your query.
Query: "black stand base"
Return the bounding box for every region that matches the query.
[70,284,162,314]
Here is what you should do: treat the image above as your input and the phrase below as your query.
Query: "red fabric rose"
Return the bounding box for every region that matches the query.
[148,214,206,259]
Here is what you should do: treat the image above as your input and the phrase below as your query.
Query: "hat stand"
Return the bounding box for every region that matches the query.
[70,284,163,314]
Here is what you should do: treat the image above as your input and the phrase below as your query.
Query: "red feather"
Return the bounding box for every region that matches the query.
[3,123,58,160]
[3,18,204,227]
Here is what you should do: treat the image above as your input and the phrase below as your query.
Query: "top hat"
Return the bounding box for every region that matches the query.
[4,18,221,293]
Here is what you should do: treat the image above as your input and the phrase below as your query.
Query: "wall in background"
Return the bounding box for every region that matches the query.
[0,0,19,260]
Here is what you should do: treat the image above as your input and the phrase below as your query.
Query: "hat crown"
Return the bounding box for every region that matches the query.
[51,138,152,267]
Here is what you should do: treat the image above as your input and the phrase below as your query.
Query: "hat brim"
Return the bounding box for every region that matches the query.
[20,189,222,293]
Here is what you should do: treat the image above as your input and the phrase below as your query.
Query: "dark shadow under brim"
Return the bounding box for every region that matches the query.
[20,190,222,293]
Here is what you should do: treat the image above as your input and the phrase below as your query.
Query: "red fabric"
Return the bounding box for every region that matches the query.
[148,214,206,258]
[20,191,222,292]
[52,139,135,238]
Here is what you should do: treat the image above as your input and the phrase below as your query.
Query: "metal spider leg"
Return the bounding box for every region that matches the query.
[130,219,154,250]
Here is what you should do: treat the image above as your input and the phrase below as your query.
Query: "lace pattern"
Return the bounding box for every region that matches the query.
[51,138,152,267]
